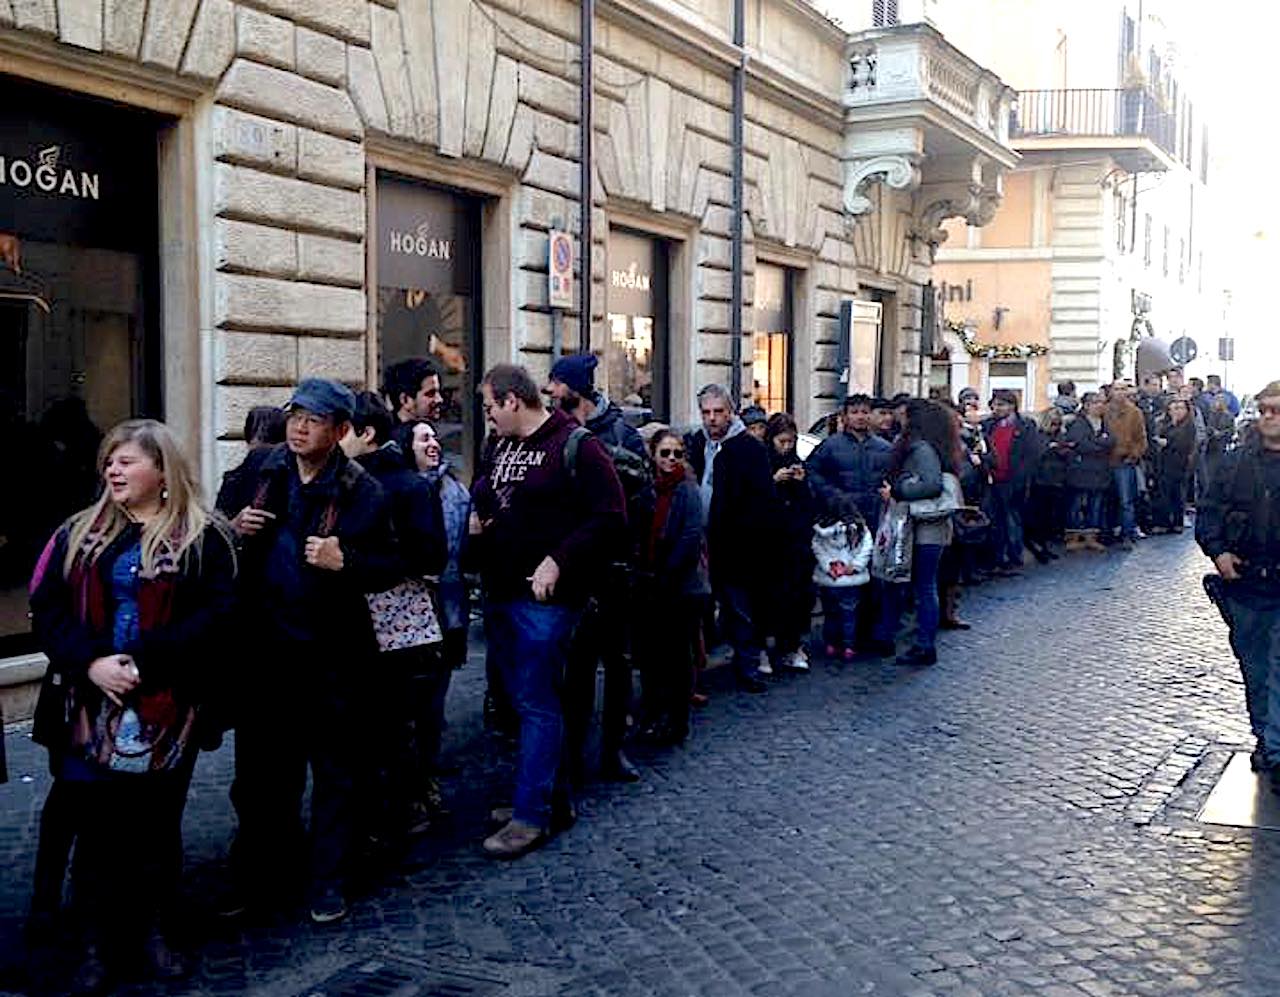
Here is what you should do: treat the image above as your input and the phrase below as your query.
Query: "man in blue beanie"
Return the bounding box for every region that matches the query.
[222,377,401,925]
[544,354,650,782]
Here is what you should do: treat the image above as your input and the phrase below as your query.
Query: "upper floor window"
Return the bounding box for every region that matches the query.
[1143,214,1152,267]
[872,0,899,26]
[1200,125,1210,185]
[1178,238,1186,283]
[1162,226,1170,277]
[1115,190,1128,254]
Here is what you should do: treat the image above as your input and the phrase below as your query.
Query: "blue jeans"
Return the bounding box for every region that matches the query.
[989,481,1025,568]
[819,587,861,650]
[485,599,581,830]
[717,584,764,679]
[875,543,944,651]
[1070,489,1104,531]
[1112,464,1139,540]
[1224,591,1280,766]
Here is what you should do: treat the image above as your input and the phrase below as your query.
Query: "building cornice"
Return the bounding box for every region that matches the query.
[0,26,204,114]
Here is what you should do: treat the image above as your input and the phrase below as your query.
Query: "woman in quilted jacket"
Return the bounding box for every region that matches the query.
[28,419,236,994]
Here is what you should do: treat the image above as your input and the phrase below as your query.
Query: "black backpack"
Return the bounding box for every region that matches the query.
[563,426,656,559]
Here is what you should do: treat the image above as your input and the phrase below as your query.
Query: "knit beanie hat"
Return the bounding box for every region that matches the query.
[550,353,598,397]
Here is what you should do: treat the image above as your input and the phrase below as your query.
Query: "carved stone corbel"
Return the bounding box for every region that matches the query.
[843,154,922,216]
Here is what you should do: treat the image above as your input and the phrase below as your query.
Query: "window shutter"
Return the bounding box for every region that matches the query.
[872,0,899,27]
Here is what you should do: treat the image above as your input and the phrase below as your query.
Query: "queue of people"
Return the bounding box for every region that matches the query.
[19,349,1254,994]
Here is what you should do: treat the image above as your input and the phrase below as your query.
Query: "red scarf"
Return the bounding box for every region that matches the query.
[648,465,687,567]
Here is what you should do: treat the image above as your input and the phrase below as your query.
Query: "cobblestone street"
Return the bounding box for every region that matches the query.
[2,534,1278,996]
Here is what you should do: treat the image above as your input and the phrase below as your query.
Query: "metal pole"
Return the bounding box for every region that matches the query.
[729,0,745,404]
[579,0,594,355]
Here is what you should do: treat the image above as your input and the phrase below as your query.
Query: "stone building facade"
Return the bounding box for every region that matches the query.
[0,0,1016,664]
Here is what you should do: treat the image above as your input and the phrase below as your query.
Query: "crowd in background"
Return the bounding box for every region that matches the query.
[16,347,1251,994]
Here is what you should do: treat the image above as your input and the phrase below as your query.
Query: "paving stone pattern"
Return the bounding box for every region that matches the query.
[2,535,1279,996]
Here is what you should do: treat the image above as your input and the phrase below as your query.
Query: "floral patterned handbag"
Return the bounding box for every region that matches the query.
[365,578,444,652]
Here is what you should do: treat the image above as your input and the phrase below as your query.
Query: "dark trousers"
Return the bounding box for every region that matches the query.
[639,591,702,737]
[565,588,632,781]
[876,543,944,652]
[61,758,195,951]
[988,481,1026,567]
[771,553,815,658]
[717,582,765,679]
[819,587,860,650]
[1154,466,1188,530]
[372,642,451,831]
[1026,484,1066,546]
[230,644,360,898]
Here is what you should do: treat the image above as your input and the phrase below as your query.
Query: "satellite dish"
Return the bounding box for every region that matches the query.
[1170,336,1198,365]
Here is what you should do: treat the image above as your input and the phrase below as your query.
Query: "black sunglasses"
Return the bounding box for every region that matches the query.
[657,447,685,459]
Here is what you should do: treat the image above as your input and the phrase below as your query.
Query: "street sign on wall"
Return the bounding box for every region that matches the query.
[548,229,574,309]
[1170,336,1198,365]
[1219,338,1235,361]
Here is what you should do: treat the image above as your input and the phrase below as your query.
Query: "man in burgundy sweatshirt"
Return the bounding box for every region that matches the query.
[470,364,626,858]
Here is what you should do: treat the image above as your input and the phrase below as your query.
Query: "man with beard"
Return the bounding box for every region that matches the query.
[543,354,651,782]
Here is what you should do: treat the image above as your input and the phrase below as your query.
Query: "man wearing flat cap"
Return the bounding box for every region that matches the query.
[222,378,402,925]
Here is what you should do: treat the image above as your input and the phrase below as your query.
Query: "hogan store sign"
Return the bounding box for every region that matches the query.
[0,146,100,200]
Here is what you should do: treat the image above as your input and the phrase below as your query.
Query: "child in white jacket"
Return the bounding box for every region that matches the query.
[811,496,872,661]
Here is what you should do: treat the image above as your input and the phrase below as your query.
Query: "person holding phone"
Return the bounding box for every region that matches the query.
[28,419,236,992]
[766,413,817,672]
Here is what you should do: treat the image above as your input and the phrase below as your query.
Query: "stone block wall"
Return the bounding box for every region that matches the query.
[1,0,873,476]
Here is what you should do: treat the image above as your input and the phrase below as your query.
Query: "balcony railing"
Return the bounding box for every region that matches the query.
[1011,88,1176,160]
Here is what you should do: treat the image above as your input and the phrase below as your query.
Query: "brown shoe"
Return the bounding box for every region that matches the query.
[483,819,548,860]
[1082,532,1107,552]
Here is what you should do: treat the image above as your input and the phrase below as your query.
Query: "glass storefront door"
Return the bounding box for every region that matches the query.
[375,174,481,481]
[606,229,668,424]
[752,263,792,414]
[0,78,163,656]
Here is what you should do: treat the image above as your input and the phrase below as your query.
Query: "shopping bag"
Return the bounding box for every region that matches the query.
[871,500,913,583]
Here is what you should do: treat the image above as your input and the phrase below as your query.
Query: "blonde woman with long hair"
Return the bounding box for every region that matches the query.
[28,419,236,994]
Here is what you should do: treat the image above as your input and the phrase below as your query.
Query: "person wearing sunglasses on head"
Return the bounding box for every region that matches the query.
[1198,380,1280,792]
[636,429,709,745]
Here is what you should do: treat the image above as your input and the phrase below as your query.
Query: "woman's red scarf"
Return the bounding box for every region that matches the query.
[647,465,687,568]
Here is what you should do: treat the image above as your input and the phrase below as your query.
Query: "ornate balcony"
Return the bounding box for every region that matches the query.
[840,23,1019,261]
[1010,88,1178,173]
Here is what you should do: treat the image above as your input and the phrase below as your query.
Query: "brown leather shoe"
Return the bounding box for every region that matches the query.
[483,819,548,860]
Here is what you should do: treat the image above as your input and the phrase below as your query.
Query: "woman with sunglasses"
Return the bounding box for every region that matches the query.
[28,419,236,993]
[637,429,709,745]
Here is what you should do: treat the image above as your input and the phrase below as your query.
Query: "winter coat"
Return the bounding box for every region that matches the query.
[980,414,1042,489]
[424,464,472,632]
[811,521,872,588]
[1034,429,1070,488]
[647,470,710,597]
[585,395,645,458]
[1064,415,1114,491]
[356,442,447,579]
[236,443,403,651]
[890,439,953,547]
[1106,399,1148,465]
[1155,416,1197,479]
[215,446,275,519]
[804,430,893,528]
[699,430,779,585]
[1197,437,1280,597]
[1205,410,1236,456]
[770,448,818,561]
[29,522,237,762]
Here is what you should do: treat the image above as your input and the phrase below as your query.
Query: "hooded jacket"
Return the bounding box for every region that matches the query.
[805,430,893,527]
[471,407,626,606]
[585,394,645,458]
[811,520,872,587]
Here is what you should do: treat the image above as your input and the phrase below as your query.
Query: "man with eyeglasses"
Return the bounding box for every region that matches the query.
[1198,380,1280,791]
[471,364,626,858]
[223,378,401,925]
